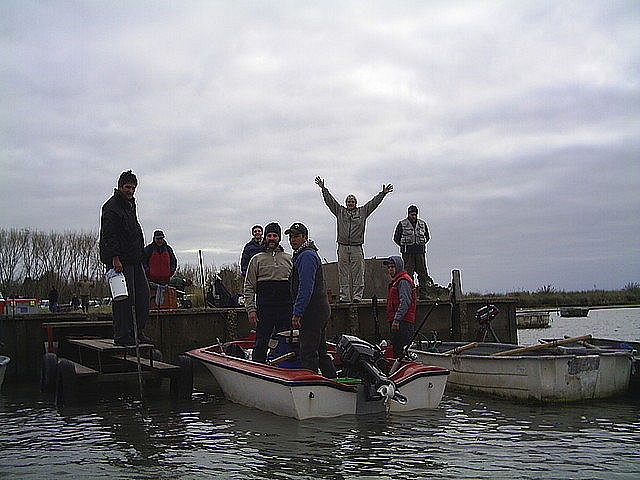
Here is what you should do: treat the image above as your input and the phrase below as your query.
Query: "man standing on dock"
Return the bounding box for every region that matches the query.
[143,230,177,285]
[78,275,94,313]
[99,170,152,346]
[315,176,393,303]
[287,222,337,378]
[393,205,433,300]
[383,256,417,358]
[243,222,293,363]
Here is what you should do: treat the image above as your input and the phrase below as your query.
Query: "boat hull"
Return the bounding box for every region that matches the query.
[0,356,9,388]
[559,307,589,317]
[410,342,631,403]
[188,345,449,419]
[516,311,551,328]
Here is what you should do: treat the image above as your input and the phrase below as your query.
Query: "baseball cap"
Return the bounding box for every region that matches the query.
[284,222,308,236]
[153,230,165,238]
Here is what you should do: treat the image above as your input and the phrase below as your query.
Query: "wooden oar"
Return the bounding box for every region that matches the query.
[442,342,478,355]
[561,335,601,350]
[490,334,592,356]
[268,351,296,365]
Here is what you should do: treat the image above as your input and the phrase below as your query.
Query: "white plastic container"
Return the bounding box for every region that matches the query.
[106,269,128,301]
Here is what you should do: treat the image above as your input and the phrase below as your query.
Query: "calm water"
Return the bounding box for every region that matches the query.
[1,308,639,479]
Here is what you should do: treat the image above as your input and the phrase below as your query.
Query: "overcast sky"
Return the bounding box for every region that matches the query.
[1,1,638,293]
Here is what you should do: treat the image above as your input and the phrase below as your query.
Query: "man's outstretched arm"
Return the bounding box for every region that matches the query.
[315,176,340,216]
[362,184,393,217]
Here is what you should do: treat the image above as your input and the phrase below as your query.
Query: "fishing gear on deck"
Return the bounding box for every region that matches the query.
[372,294,381,345]
[400,301,439,360]
[130,268,144,403]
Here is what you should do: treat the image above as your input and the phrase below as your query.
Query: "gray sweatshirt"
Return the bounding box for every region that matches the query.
[321,187,387,245]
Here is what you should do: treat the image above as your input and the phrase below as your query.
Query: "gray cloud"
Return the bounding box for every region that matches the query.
[1,0,638,292]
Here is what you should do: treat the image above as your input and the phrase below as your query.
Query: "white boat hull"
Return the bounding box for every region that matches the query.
[189,345,449,420]
[389,365,448,413]
[0,356,9,389]
[411,343,631,402]
[202,362,357,419]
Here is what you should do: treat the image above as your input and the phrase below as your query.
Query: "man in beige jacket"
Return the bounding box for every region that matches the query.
[244,222,293,363]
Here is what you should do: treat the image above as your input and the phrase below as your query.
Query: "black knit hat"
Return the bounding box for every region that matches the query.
[408,205,418,214]
[264,222,281,238]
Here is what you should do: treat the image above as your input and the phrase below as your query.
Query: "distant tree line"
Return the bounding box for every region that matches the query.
[0,227,242,304]
[466,283,640,308]
[0,227,107,301]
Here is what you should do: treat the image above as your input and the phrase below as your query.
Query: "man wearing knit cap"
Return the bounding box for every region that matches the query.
[286,222,337,378]
[393,205,433,300]
[244,222,293,363]
[383,256,417,358]
[315,176,393,303]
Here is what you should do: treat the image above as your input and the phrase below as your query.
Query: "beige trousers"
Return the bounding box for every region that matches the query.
[337,244,364,301]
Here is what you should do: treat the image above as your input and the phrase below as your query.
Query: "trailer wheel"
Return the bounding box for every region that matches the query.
[56,359,77,406]
[170,355,193,400]
[41,353,59,396]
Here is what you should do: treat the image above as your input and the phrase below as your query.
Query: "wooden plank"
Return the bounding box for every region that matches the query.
[95,371,158,382]
[42,321,112,328]
[61,358,98,376]
[113,356,180,371]
[67,338,154,351]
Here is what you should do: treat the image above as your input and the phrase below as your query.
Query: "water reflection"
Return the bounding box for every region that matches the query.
[1,383,640,479]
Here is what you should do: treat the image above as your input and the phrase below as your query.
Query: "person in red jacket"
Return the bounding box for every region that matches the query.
[383,255,417,358]
[143,230,177,285]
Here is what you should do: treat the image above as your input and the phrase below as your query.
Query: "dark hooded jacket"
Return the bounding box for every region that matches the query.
[291,241,329,318]
[240,239,265,276]
[99,189,145,267]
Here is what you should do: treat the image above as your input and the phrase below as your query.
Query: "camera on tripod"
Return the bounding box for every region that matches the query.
[476,304,499,325]
[475,304,500,342]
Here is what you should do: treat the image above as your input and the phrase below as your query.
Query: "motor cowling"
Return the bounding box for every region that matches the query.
[336,335,407,405]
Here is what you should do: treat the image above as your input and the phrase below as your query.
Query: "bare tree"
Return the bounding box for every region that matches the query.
[0,228,23,292]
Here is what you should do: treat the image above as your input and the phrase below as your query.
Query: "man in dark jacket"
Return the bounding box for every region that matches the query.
[383,256,417,358]
[99,170,152,346]
[287,222,337,378]
[240,225,264,277]
[393,205,433,300]
[143,230,177,285]
[48,286,59,313]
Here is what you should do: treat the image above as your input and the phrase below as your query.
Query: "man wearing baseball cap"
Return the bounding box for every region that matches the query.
[383,255,417,358]
[286,222,337,378]
[143,229,178,285]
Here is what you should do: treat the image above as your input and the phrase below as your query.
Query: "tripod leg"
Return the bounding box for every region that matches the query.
[489,324,500,343]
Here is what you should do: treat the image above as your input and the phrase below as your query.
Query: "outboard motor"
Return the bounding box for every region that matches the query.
[336,335,407,405]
